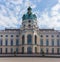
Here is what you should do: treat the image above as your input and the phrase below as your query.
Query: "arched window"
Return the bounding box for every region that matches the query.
[35,35,37,44]
[22,35,25,45]
[35,47,37,53]
[27,34,32,44]
[27,47,32,54]
[22,47,24,54]
[16,48,18,53]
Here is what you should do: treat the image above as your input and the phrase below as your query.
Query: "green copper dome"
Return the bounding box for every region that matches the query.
[22,7,37,20]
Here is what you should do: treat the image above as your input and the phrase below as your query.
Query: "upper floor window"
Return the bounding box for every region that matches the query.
[23,25,25,27]
[16,39,19,46]
[57,35,59,37]
[11,39,13,46]
[28,20,31,23]
[40,35,43,37]
[27,34,32,45]
[0,39,3,46]
[51,35,54,37]
[22,35,25,45]
[46,39,49,46]
[5,39,8,46]
[5,35,8,37]
[46,35,48,37]
[0,35,3,37]
[28,24,31,28]
[35,35,37,44]
[52,39,54,46]
[40,39,43,46]
[16,35,19,37]
[11,35,13,37]
[57,39,60,46]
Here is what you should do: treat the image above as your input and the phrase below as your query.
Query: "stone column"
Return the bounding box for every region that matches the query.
[37,35,40,53]
[24,34,27,53]
[32,34,35,53]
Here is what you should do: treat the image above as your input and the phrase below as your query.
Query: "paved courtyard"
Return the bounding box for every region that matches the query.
[0,57,59,62]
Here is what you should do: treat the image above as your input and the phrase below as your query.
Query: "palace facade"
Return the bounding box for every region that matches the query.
[0,7,60,54]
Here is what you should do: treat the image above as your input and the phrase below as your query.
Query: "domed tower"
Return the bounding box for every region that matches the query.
[22,6,38,30]
[20,7,40,54]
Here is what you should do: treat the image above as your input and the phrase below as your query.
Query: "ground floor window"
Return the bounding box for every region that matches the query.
[5,48,8,54]
[46,48,49,54]
[57,48,60,54]
[27,47,32,54]
[16,48,18,53]
[11,48,13,53]
[52,48,54,54]
[22,47,24,53]
[0,48,2,54]
[40,48,43,53]
[35,47,37,53]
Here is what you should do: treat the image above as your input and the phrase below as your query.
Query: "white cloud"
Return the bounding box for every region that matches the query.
[7,0,23,4]
[38,1,60,30]
[0,0,37,30]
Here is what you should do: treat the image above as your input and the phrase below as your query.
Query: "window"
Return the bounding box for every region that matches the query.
[22,47,24,53]
[40,48,43,53]
[0,39,3,46]
[5,39,8,46]
[24,25,25,27]
[52,48,54,54]
[16,35,19,37]
[16,48,18,53]
[57,48,60,54]
[28,20,31,23]
[11,48,13,53]
[57,39,60,46]
[40,35,43,37]
[35,35,37,44]
[11,35,13,37]
[46,35,48,37]
[0,48,2,53]
[46,48,49,54]
[40,39,43,46]
[51,35,54,37]
[16,39,19,46]
[57,35,59,37]
[46,39,49,46]
[5,48,8,53]
[0,35,3,37]
[11,39,13,46]
[52,39,54,46]
[22,35,25,45]
[5,35,8,37]
[28,24,31,28]
[27,34,32,45]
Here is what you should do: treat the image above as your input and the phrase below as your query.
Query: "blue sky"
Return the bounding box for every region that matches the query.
[0,0,60,30]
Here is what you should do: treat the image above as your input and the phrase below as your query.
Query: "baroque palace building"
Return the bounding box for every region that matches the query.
[0,6,60,54]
